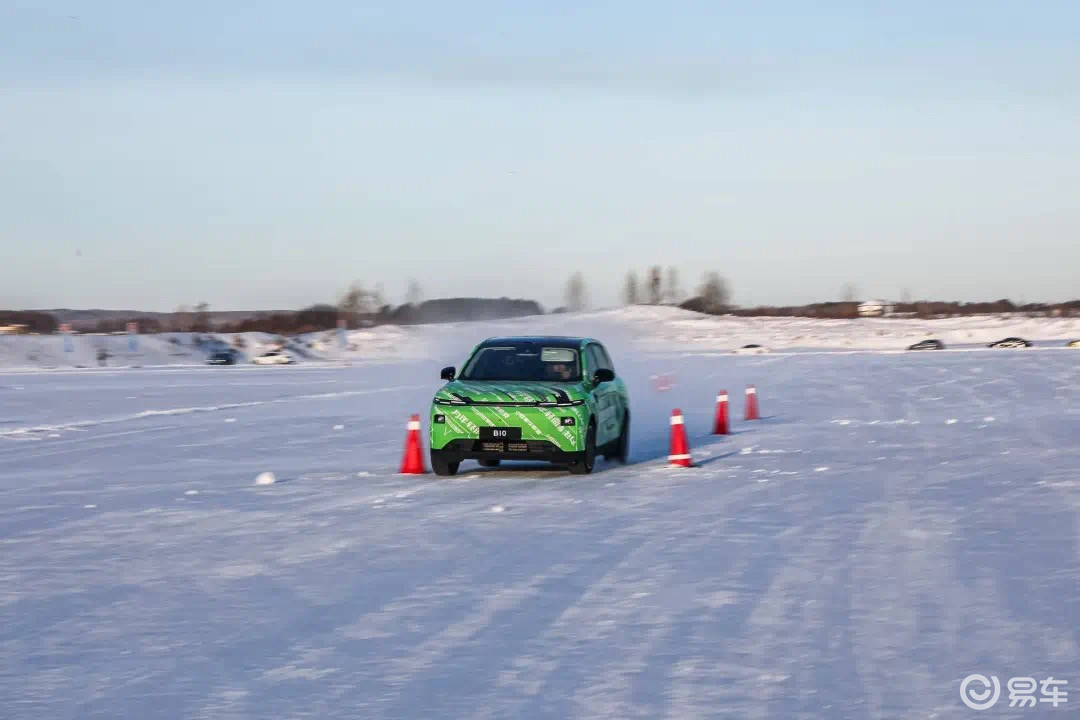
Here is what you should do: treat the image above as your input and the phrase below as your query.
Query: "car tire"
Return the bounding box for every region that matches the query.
[603,411,630,463]
[569,423,597,475]
[611,411,630,464]
[478,458,500,468]
[431,454,460,477]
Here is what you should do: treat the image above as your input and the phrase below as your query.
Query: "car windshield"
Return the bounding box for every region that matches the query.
[461,345,581,382]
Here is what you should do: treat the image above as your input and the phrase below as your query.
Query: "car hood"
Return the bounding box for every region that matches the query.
[435,380,588,406]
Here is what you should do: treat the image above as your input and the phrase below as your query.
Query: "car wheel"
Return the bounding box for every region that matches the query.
[431,454,460,477]
[603,411,630,462]
[613,411,630,464]
[478,458,500,468]
[570,423,597,475]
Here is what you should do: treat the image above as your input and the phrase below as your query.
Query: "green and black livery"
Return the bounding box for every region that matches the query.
[429,336,630,475]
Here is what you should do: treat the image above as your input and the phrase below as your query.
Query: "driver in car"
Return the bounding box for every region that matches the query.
[546,362,573,381]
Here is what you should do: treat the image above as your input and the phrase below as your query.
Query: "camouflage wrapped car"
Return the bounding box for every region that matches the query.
[430,337,630,475]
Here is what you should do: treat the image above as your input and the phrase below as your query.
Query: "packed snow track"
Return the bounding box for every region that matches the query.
[1,350,1077,719]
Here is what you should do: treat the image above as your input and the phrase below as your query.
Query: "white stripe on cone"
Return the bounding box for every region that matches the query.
[407,420,420,430]
[668,453,691,460]
[746,387,757,394]
[670,415,684,425]
[717,394,728,402]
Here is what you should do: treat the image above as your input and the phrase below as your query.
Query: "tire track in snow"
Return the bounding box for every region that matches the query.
[369,536,654,719]
[0,384,429,439]
[455,480,787,719]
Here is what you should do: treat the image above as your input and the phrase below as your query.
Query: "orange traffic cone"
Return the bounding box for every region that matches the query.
[744,385,759,421]
[669,409,692,467]
[713,391,729,435]
[399,414,427,474]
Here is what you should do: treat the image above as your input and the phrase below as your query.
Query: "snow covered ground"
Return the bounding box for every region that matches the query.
[2,306,1077,371]
[1,314,1078,719]
[0,332,288,372]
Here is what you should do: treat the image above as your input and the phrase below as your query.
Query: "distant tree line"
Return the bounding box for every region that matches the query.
[170,302,212,333]
[729,299,1080,320]
[0,311,58,334]
[215,279,544,334]
[219,305,341,334]
[90,316,166,333]
[729,302,862,319]
[381,298,542,325]
[7,281,1077,338]
[899,299,1080,319]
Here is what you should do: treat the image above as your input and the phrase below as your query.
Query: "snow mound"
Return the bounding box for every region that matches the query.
[254,472,277,486]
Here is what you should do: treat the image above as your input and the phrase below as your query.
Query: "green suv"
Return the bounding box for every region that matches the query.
[429,336,630,476]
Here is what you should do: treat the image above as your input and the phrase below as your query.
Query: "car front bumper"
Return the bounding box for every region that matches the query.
[430,405,586,453]
[431,439,586,465]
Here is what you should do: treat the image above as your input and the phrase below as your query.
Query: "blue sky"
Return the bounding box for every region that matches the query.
[2,1,1078,310]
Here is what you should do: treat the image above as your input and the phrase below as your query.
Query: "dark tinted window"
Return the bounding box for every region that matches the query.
[462,344,581,381]
[595,344,614,372]
[585,345,601,373]
[585,344,613,373]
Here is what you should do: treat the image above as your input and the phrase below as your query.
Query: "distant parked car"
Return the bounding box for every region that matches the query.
[253,350,294,365]
[207,349,239,365]
[908,339,945,351]
[988,337,1032,349]
[1067,340,1080,349]
[732,344,770,355]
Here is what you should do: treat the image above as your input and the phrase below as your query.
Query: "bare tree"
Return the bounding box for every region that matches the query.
[647,266,663,305]
[841,282,860,303]
[404,278,424,306]
[172,305,193,332]
[192,302,211,333]
[564,272,588,312]
[698,272,732,313]
[338,282,379,328]
[623,271,640,305]
[664,266,682,304]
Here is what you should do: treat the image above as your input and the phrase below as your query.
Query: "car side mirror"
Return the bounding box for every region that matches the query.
[440,366,456,381]
[592,368,615,384]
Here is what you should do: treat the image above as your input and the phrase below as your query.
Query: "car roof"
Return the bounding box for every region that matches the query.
[478,336,593,348]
